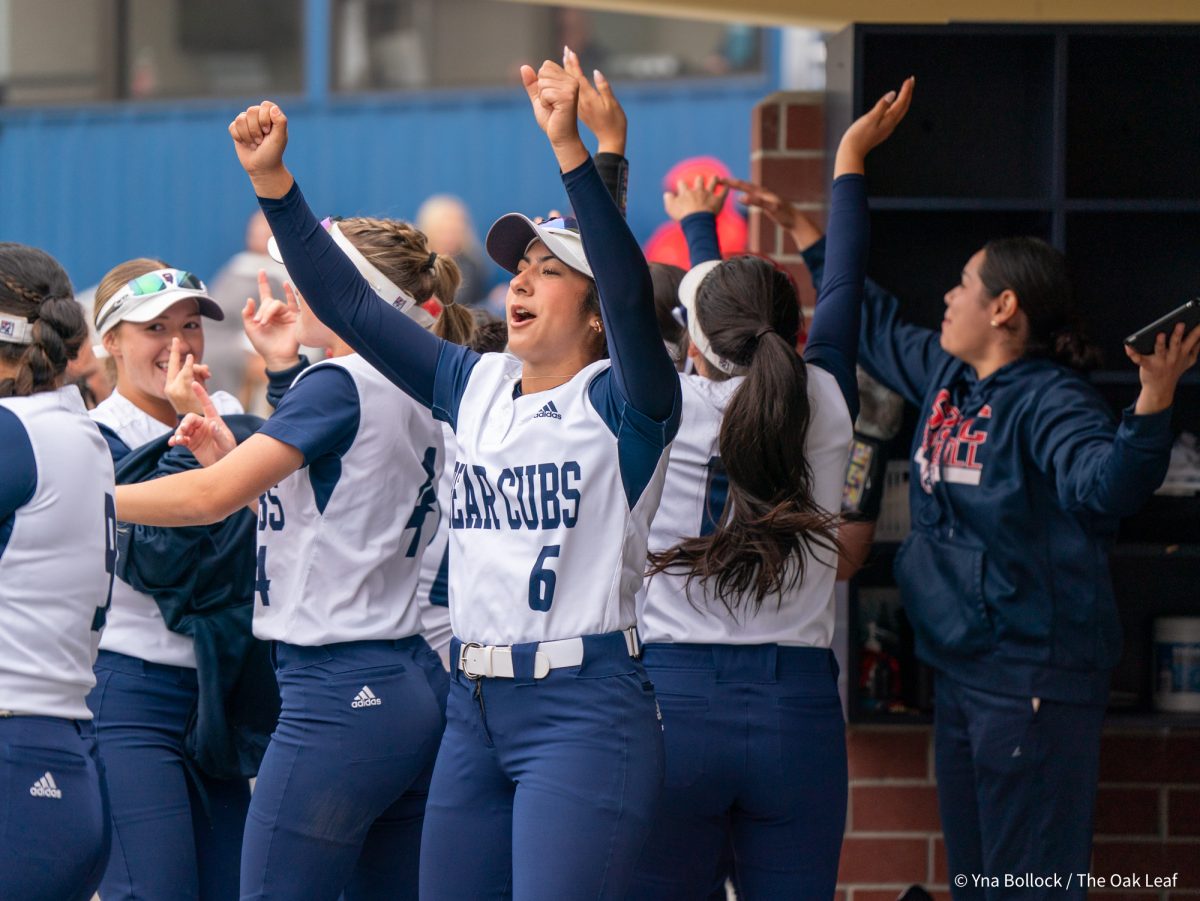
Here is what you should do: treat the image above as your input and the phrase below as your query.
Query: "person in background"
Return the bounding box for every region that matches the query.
[416,195,491,309]
[644,156,747,270]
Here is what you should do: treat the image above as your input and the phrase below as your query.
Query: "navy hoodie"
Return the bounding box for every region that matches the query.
[804,238,1174,704]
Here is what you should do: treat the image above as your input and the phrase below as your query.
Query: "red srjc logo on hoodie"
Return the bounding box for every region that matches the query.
[915,389,992,492]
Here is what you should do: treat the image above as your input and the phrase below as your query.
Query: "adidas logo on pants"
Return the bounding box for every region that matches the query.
[351,686,382,708]
[29,771,63,799]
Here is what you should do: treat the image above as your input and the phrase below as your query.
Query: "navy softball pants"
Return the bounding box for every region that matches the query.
[0,715,110,900]
[419,632,665,901]
[935,672,1106,901]
[239,636,448,901]
[627,643,848,901]
[87,650,250,901]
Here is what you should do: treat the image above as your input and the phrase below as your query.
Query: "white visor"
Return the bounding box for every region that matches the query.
[93,269,223,339]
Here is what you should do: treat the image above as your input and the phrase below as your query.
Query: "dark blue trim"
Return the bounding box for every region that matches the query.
[96,422,133,464]
[0,407,37,563]
[589,371,680,509]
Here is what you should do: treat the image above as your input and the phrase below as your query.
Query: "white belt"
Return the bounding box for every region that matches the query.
[457,626,641,680]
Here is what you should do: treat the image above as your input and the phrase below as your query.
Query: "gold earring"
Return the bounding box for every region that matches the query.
[592,322,603,333]
[990,319,998,328]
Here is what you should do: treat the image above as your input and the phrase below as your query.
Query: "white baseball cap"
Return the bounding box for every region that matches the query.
[94,268,223,338]
[485,214,593,279]
[677,259,742,376]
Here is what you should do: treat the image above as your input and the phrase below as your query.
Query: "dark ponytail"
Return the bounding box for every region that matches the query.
[648,257,841,614]
[0,243,86,398]
[979,236,1102,372]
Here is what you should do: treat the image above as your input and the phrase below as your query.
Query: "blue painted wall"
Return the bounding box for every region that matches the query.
[0,72,773,292]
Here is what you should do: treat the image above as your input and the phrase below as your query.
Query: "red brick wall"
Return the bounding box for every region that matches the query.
[748,91,1200,900]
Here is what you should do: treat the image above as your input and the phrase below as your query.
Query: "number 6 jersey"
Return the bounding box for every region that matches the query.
[441,354,672,646]
[254,354,444,646]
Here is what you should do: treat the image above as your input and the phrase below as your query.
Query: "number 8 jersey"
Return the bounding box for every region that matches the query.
[442,354,672,646]
[254,354,444,646]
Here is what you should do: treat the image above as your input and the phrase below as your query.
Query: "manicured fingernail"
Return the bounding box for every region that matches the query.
[885,91,897,102]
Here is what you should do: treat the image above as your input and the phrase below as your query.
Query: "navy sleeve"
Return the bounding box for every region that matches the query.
[802,235,947,408]
[565,158,680,428]
[258,181,480,422]
[265,358,309,409]
[594,152,629,217]
[259,366,360,466]
[0,407,37,519]
[1027,384,1174,518]
[802,174,869,420]
[680,212,721,265]
[96,422,133,464]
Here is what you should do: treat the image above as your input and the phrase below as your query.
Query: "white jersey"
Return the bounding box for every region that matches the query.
[415,423,457,658]
[448,355,670,646]
[255,355,444,645]
[0,387,115,719]
[91,388,244,668]
[638,370,852,646]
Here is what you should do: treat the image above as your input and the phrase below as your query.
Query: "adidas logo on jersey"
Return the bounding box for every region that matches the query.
[29,772,62,799]
[351,686,382,708]
[533,401,562,421]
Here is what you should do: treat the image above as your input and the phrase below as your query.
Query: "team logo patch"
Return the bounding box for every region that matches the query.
[351,686,381,708]
[0,319,14,338]
[29,772,62,799]
[533,401,562,421]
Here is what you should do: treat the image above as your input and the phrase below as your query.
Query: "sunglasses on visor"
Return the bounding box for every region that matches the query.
[95,269,207,333]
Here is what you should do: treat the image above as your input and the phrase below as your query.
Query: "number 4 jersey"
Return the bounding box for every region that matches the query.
[254,354,444,646]
[443,355,672,646]
[0,387,116,719]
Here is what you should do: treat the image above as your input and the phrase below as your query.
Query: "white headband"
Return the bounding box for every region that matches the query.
[328,222,421,313]
[678,260,743,376]
[0,314,35,346]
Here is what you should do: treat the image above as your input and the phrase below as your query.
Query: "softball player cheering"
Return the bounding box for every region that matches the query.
[86,259,254,900]
[228,58,680,899]
[627,80,913,900]
[116,220,462,899]
[0,243,115,900]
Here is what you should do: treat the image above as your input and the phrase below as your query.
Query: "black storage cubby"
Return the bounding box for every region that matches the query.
[1066,34,1200,200]
[827,24,1200,725]
[858,31,1055,200]
[1066,211,1200,370]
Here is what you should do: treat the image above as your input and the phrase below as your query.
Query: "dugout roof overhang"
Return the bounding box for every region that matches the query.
[500,0,1200,28]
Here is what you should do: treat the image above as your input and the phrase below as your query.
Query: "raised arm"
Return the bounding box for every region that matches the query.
[523,62,678,423]
[803,77,914,417]
[662,176,727,266]
[565,47,629,215]
[228,101,478,412]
